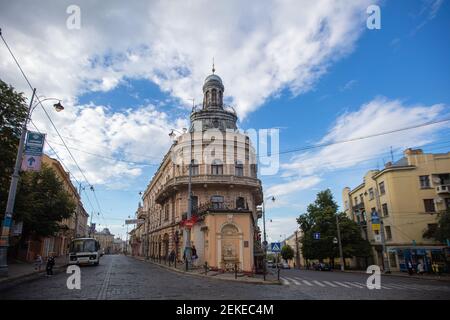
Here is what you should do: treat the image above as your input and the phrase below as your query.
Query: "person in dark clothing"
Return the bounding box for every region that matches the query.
[46,255,55,276]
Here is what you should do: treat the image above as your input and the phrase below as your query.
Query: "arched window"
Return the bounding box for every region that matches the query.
[236,197,246,210]
[211,159,223,175]
[211,195,224,209]
[235,160,243,177]
[212,89,217,104]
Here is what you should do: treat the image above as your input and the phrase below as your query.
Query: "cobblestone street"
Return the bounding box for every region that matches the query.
[1,255,449,300]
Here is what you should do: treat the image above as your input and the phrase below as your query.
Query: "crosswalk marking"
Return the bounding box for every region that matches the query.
[345,282,364,288]
[312,280,326,287]
[333,281,351,288]
[280,277,290,285]
[285,277,301,285]
[322,281,338,287]
[302,280,314,286]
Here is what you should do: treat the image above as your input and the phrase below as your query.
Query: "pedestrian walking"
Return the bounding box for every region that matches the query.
[46,255,55,276]
[407,260,414,275]
[417,261,424,275]
[34,254,43,271]
[191,245,198,267]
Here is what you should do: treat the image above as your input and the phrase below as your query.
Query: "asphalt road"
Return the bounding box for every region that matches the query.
[0,255,449,300]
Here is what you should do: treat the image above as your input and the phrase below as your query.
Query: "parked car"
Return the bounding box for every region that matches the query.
[267,261,274,268]
[281,262,290,269]
[314,262,331,271]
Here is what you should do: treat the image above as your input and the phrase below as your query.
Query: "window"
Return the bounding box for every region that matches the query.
[389,252,397,268]
[368,188,374,200]
[211,159,223,175]
[419,175,430,188]
[164,204,169,221]
[211,195,224,209]
[250,164,257,177]
[382,203,389,217]
[191,160,199,176]
[423,199,436,213]
[359,194,364,204]
[354,197,358,205]
[236,197,246,210]
[385,226,392,240]
[191,196,198,212]
[235,161,244,176]
[379,182,386,195]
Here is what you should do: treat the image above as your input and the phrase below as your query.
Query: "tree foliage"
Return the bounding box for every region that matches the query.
[0,79,28,218]
[14,164,76,238]
[281,244,294,261]
[423,209,450,243]
[297,189,371,262]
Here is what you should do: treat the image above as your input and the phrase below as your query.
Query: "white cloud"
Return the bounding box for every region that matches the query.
[268,97,448,197]
[32,102,187,185]
[1,0,374,119]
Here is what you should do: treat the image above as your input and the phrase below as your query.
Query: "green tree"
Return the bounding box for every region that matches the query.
[423,209,450,243]
[281,244,294,261]
[297,189,371,264]
[0,79,28,219]
[13,164,76,238]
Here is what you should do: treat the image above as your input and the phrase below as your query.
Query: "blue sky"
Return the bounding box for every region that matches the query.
[1,0,449,241]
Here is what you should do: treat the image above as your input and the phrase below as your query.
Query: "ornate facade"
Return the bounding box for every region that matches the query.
[139,69,264,273]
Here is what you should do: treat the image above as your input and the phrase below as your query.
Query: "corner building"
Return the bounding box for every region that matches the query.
[141,70,264,273]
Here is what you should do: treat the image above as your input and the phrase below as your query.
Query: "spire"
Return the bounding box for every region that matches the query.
[212,57,215,74]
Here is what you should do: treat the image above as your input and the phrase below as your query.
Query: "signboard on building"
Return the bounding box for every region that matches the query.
[374,234,382,243]
[21,131,45,172]
[125,219,145,225]
[371,211,381,232]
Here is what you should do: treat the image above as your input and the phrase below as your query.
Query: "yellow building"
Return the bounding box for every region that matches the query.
[138,69,264,273]
[342,148,450,272]
[283,230,304,268]
[94,228,115,254]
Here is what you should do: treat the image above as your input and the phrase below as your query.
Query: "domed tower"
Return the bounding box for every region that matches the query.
[190,66,238,132]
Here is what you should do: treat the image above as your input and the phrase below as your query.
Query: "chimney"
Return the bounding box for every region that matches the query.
[404,148,423,156]
[385,161,392,168]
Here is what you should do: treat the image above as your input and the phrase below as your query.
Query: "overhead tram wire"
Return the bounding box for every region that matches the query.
[1,29,108,226]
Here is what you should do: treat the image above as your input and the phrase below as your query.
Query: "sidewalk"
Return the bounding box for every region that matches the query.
[132,256,281,285]
[0,255,69,287]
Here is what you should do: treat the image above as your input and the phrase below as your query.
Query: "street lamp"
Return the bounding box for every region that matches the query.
[0,90,64,277]
[261,195,275,280]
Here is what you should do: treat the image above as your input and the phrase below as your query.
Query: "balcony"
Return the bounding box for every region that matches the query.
[155,174,262,204]
[436,184,450,194]
[180,201,252,221]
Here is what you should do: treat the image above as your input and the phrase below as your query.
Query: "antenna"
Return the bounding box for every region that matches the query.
[212,57,215,74]
[390,146,394,162]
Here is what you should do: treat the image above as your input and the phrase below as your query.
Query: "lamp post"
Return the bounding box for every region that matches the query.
[169,128,191,270]
[0,91,64,277]
[335,214,345,271]
[262,195,275,280]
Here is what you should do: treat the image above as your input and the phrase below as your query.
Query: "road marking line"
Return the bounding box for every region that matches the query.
[285,277,301,285]
[345,282,364,288]
[312,280,326,287]
[333,281,351,288]
[97,258,113,300]
[280,277,290,285]
[302,280,314,286]
[322,281,338,287]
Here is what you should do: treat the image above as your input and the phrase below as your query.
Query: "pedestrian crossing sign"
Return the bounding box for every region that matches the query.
[270,242,281,252]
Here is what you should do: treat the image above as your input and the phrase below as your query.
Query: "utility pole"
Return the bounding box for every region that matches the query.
[335,214,345,271]
[295,230,301,269]
[0,88,36,277]
[262,197,267,280]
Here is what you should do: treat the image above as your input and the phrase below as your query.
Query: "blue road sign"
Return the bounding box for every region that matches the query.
[270,242,281,252]
[313,232,320,240]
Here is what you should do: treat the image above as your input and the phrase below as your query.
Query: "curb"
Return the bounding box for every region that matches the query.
[133,257,281,285]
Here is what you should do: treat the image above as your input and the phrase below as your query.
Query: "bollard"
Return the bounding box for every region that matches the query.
[235,263,237,279]
[185,258,188,271]
[277,267,280,281]
[204,262,208,275]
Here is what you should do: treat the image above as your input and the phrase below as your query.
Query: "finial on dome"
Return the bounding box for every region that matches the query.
[212,57,215,74]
